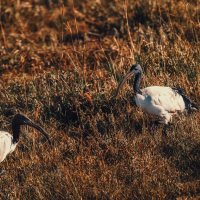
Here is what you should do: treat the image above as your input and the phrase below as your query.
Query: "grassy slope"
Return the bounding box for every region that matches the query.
[0,0,199,199]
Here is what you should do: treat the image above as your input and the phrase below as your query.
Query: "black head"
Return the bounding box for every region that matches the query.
[115,64,143,97]
[12,114,51,144]
[12,114,32,126]
[130,64,142,74]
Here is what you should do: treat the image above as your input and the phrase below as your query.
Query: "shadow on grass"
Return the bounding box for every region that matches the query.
[160,139,200,182]
[43,92,144,137]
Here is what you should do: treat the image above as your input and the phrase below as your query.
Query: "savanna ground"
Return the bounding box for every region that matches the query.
[0,0,199,199]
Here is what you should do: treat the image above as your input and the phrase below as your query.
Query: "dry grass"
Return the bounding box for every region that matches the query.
[0,0,199,199]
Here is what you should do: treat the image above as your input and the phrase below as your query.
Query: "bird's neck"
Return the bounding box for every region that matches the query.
[12,124,20,144]
[133,73,142,94]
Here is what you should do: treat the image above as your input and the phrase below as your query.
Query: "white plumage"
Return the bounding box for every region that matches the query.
[0,114,51,164]
[135,86,185,123]
[116,64,198,135]
[0,131,17,163]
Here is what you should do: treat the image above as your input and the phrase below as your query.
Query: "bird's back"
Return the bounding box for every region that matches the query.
[137,86,185,114]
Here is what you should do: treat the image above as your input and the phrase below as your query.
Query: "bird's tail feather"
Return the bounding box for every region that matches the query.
[173,87,198,112]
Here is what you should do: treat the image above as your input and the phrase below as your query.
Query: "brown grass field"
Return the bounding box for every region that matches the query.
[0,0,199,199]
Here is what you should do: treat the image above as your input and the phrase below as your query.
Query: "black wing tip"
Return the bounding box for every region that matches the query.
[172,87,185,95]
[191,102,199,110]
[172,87,198,111]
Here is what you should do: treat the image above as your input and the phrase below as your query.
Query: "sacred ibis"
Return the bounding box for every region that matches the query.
[0,114,51,164]
[116,64,198,136]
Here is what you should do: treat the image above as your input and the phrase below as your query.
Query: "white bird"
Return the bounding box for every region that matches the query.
[116,64,198,136]
[0,114,51,163]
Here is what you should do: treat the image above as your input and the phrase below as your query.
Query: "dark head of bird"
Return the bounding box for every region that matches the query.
[129,64,143,74]
[12,114,51,145]
[115,64,143,97]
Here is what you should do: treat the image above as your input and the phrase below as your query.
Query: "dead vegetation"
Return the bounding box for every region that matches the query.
[0,0,199,199]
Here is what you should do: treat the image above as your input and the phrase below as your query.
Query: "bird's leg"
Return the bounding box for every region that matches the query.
[161,113,172,138]
[162,124,168,137]
[0,169,6,175]
[150,120,161,134]
[162,123,172,145]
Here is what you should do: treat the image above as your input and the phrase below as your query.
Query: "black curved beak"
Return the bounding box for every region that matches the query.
[115,71,135,97]
[12,114,51,145]
[24,120,51,145]
[26,121,51,145]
